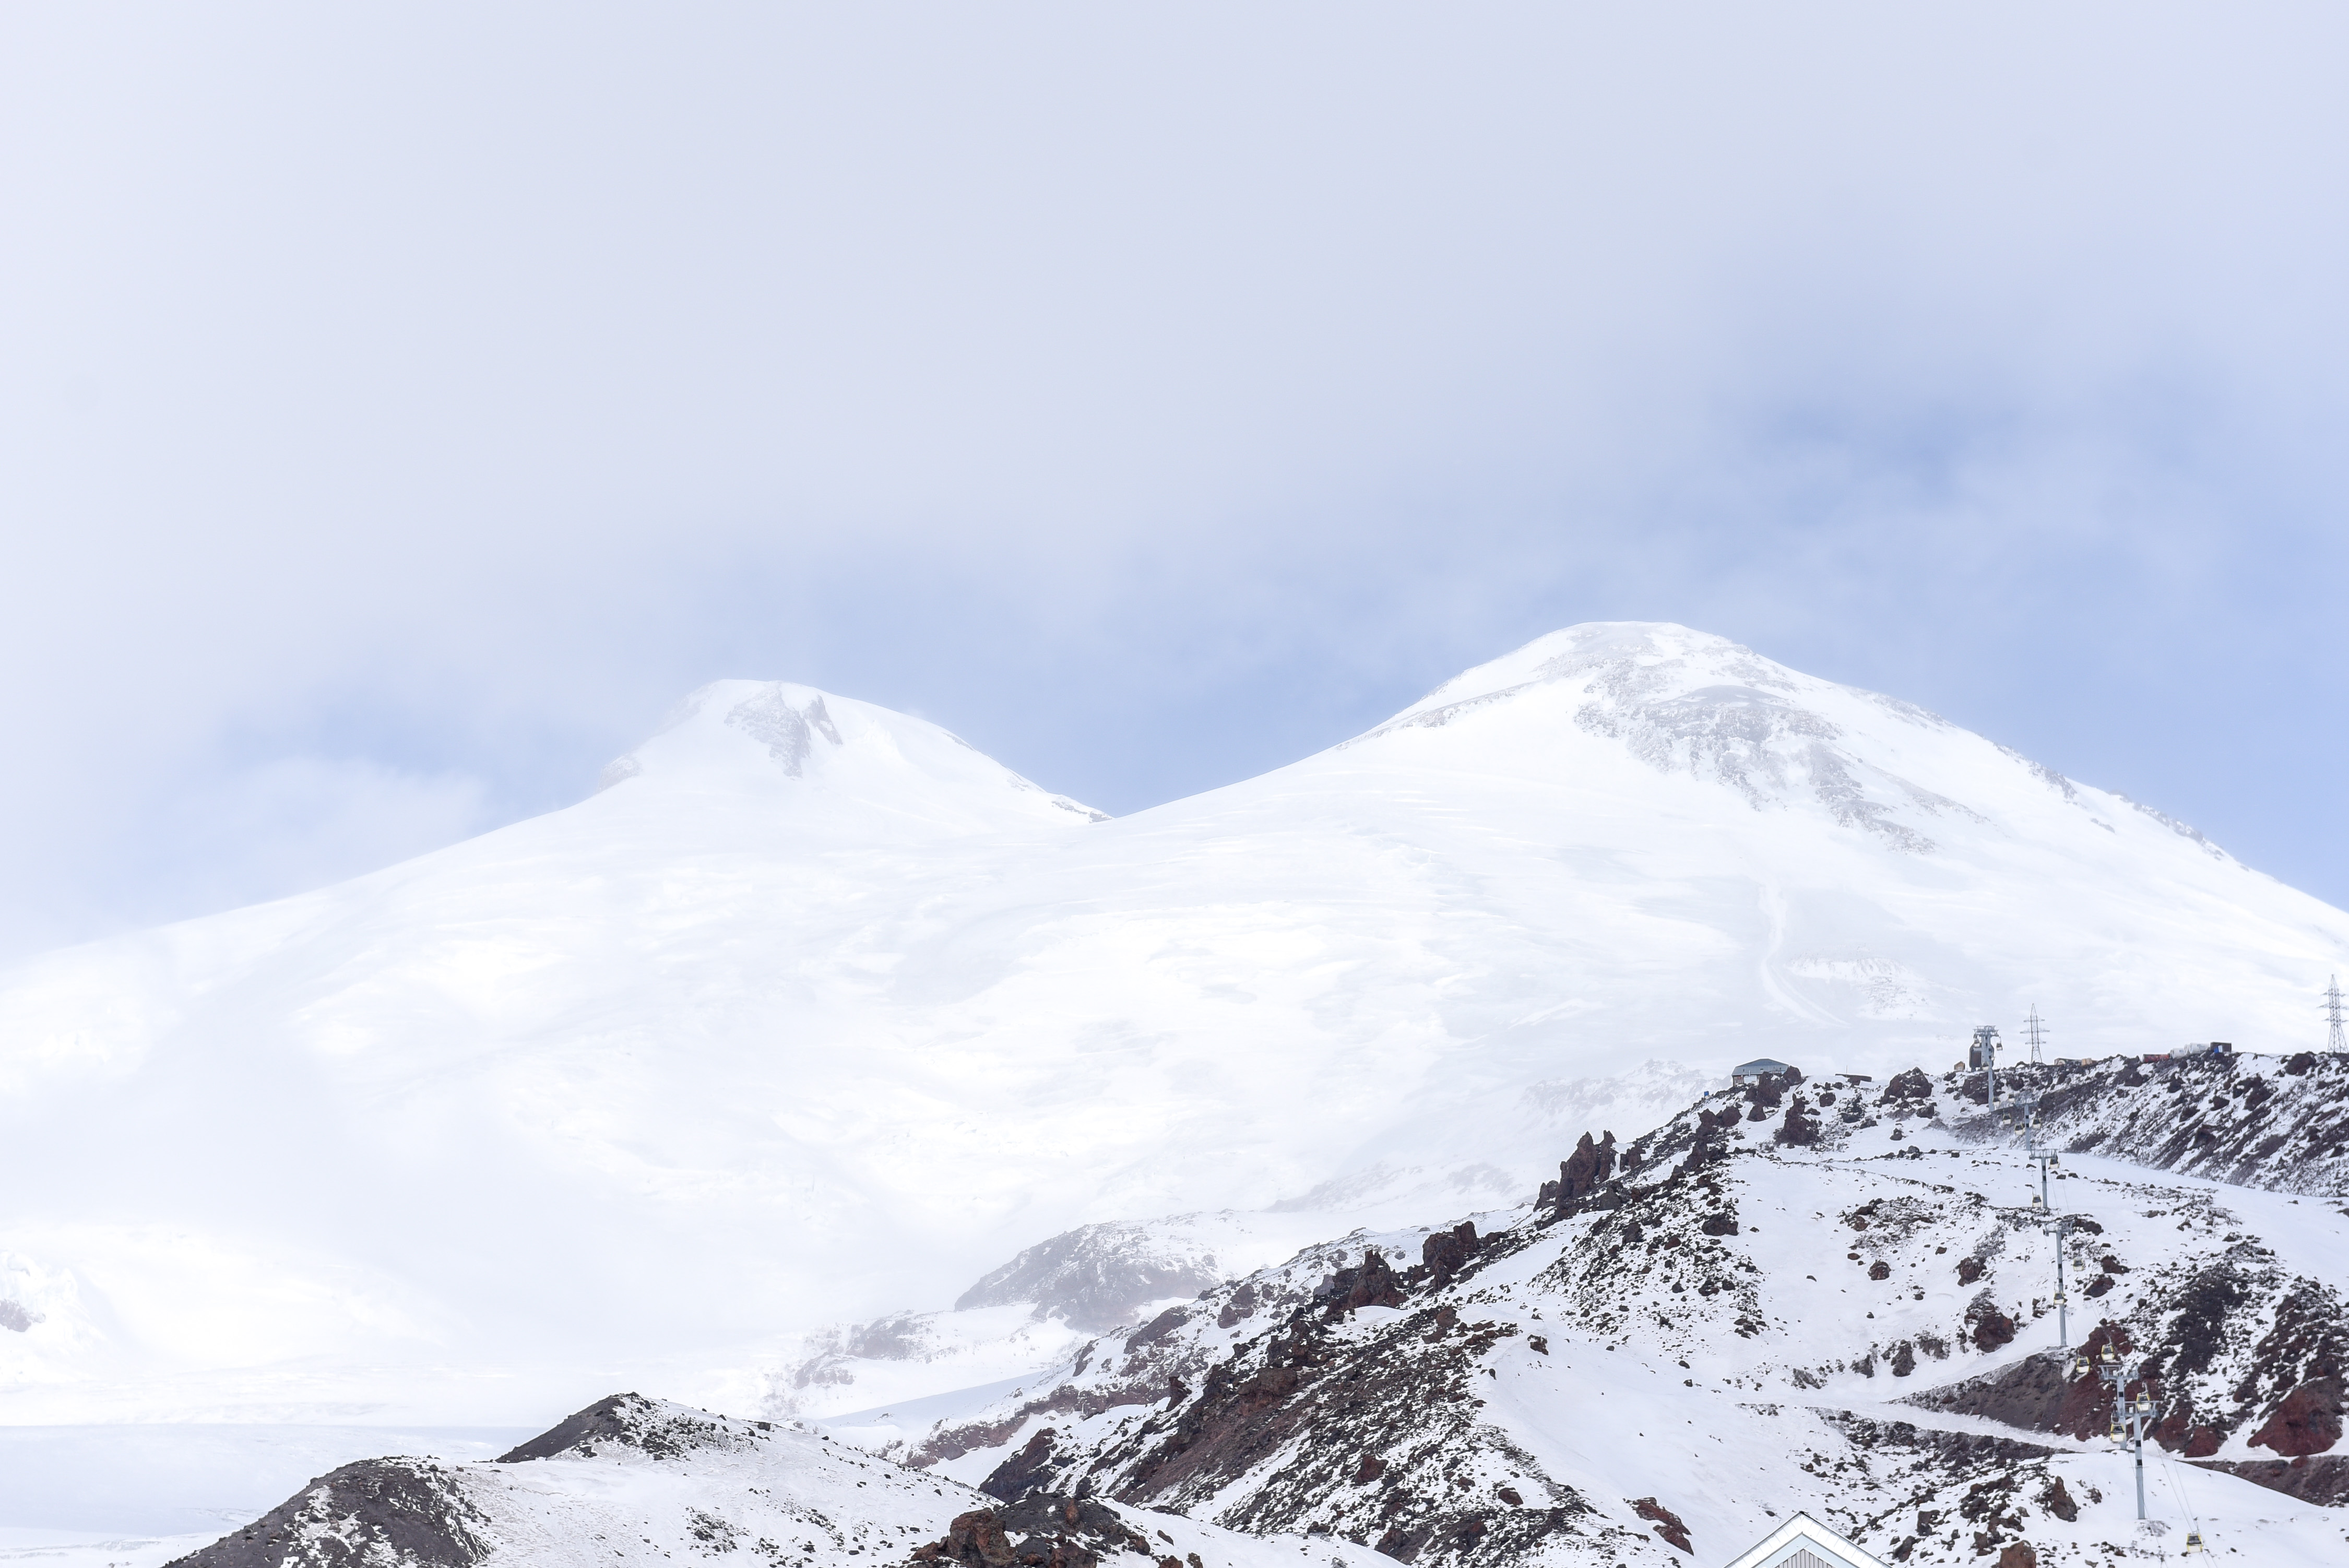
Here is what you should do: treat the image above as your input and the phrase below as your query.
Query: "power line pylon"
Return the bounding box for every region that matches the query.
[2023,1005,2048,1065]
[2328,977,2347,1055]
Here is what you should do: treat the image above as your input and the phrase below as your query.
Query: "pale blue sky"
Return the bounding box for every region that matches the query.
[3,3,2345,958]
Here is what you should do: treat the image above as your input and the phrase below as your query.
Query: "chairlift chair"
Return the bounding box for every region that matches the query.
[2182,1531,2205,1554]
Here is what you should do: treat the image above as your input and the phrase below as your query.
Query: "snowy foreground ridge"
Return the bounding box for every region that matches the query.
[135,1059,2349,1565]
[3,623,2348,1503]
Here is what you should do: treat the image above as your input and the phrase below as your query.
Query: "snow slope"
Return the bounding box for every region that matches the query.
[157,1393,1382,1568]
[3,625,2345,1438]
[873,1065,2349,1565]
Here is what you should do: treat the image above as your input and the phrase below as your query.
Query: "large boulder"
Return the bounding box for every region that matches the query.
[2250,1378,2345,1457]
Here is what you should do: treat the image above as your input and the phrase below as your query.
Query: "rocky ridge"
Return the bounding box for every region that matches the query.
[152,1053,2349,1568]
[165,1393,1372,1568]
[864,1055,2349,1566]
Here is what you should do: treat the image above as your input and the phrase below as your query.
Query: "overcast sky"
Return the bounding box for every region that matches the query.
[3,4,2346,961]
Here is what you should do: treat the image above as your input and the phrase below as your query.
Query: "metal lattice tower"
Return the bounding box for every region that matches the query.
[1974,1024,2002,1110]
[2077,1343,2164,1521]
[2007,1012,2067,1347]
[2328,976,2347,1055]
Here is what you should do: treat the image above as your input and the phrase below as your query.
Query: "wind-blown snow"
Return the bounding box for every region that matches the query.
[1,623,2343,1441]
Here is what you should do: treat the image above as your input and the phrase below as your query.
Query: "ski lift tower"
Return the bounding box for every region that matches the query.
[2019,1086,2068,1347]
[2015,1086,2067,1341]
[2076,1341,2163,1522]
[1973,1024,2002,1111]
[2011,1014,2068,1348]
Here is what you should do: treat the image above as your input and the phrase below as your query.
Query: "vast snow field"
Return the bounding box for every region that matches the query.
[3,622,2345,1550]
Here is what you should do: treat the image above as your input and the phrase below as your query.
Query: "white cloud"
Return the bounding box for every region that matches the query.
[0,3,2344,956]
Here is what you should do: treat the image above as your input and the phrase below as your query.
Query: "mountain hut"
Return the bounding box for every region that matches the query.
[1719,1512,1890,1568]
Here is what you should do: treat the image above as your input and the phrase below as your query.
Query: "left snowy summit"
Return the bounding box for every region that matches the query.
[590,679,1108,837]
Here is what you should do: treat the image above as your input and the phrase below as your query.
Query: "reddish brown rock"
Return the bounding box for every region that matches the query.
[2154,1405,2223,1457]
[1215,1282,1259,1329]
[1556,1132,1619,1205]
[2250,1378,2345,1457]
[1774,1098,1820,1147]
[1995,1543,2037,1568]
[1956,1257,1985,1286]
[1325,1249,1407,1317]
[1880,1067,1935,1104]
[931,1509,1017,1567]
[1631,1497,1692,1554]
[1967,1300,2017,1352]
[1421,1222,1480,1290]
[981,1428,1062,1502]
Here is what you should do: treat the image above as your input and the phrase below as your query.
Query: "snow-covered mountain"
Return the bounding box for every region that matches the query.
[833,1054,2349,1566]
[158,1392,1380,1568]
[3,624,2345,1440]
[130,1056,2349,1567]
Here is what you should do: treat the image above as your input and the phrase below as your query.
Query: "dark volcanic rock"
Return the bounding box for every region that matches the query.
[1880,1069,1934,1106]
[1955,1054,2349,1195]
[914,1508,1019,1566]
[2197,1455,2349,1505]
[1215,1281,1259,1329]
[1323,1249,1407,1317]
[1127,1305,1191,1351]
[166,1458,494,1568]
[2160,1266,2247,1378]
[1905,1332,2129,1441]
[916,1494,1160,1567]
[1774,1097,1820,1147]
[496,1392,760,1463]
[1966,1299,2016,1353]
[1544,1132,1619,1209]
[1420,1222,1481,1290]
[2234,1280,2349,1442]
[981,1427,1064,1502]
